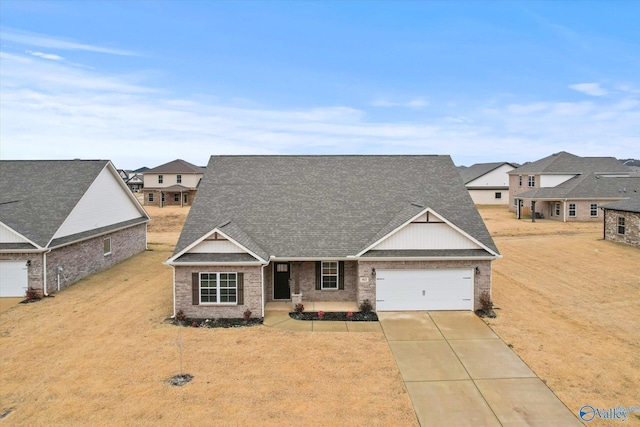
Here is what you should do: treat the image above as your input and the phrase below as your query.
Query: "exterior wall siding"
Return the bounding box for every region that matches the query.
[0,224,146,296]
[604,210,640,247]
[45,224,147,294]
[468,189,509,205]
[356,260,492,311]
[174,265,263,318]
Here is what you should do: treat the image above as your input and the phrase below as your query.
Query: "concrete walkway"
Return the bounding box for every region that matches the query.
[263,310,382,332]
[378,311,582,427]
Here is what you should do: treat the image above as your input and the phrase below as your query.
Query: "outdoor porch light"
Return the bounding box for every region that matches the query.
[371,268,376,276]
[475,266,480,275]
[26,260,31,267]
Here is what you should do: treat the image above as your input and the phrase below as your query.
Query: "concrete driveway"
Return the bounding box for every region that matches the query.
[378,311,582,427]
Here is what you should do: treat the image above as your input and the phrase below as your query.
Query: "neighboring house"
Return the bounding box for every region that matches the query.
[142,159,204,207]
[0,160,150,298]
[509,152,636,221]
[601,196,640,247]
[125,172,144,192]
[458,162,517,205]
[165,155,501,319]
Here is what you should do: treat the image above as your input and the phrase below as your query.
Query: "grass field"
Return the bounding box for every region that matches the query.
[1,205,638,426]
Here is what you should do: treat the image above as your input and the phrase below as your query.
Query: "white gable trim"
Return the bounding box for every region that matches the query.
[0,221,43,249]
[166,228,267,264]
[49,162,149,246]
[356,207,499,257]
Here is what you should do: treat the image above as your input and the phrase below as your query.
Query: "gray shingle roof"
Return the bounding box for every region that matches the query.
[0,160,147,248]
[510,152,632,175]
[601,195,640,213]
[458,162,515,184]
[517,174,640,200]
[145,159,205,174]
[174,155,499,259]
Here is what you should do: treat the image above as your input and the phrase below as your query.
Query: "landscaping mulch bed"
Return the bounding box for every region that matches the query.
[175,318,263,328]
[289,311,378,321]
[475,309,497,318]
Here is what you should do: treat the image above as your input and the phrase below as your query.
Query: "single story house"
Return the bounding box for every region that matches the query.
[458,162,517,205]
[0,160,150,298]
[165,155,501,319]
[508,151,636,221]
[601,196,640,247]
[143,159,204,207]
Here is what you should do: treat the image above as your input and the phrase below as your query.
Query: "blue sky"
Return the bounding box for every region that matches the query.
[1,1,638,169]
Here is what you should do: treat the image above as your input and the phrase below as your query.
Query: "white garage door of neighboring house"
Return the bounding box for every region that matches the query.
[0,261,28,297]
[376,269,473,311]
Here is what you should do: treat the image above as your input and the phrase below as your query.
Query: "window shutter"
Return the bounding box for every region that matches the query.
[338,261,345,290]
[315,261,321,290]
[237,273,244,305]
[192,273,199,305]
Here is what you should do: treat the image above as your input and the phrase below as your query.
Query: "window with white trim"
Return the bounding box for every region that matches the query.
[518,175,522,187]
[617,217,625,235]
[174,193,180,202]
[200,272,237,304]
[158,174,163,184]
[103,237,112,255]
[590,203,598,217]
[569,203,576,217]
[528,175,535,187]
[177,174,182,183]
[555,203,560,217]
[148,193,154,202]
[321,261,338,289]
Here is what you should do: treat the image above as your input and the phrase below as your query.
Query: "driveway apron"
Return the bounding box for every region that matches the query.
[378,311,582,427]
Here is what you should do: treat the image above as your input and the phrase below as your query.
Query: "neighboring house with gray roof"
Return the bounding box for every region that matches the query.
[458,162,517,205]
[601,196,640,247]
[143,159,205,207]
[0,160,150,298]
[508,151,636,221]
[165,155,501,319]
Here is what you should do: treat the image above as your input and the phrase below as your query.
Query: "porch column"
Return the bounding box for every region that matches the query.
[531,200,536,222]
[293,262,301,294]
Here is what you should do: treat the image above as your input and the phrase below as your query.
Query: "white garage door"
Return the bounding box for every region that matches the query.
[376,269,473,311]
[0,261,28,297]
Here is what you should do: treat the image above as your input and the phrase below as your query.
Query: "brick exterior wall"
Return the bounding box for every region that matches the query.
[0,252,45,296]
[0,224,146,296]
[509,174,538,213]
[174,265,263,319]
[46,224,147,294]
[604,210,640,247]
[143,190,196,206]
[526,200,619,222]
[356,260,493,311]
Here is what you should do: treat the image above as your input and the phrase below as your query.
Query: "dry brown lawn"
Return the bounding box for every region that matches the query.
[3,204,639,425]
[479,205,640,426]
[0,206,418,426]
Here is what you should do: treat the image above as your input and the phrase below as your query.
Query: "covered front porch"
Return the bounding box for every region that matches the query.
[265,300,359,312]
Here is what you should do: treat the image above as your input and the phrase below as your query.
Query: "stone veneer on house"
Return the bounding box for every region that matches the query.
[604,209,640,247]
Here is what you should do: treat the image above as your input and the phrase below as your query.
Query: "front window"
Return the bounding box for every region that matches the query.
[148,193,154,202]
[158,175,163,184]
[569,203,576,217]
[555,203,560,216]
[177,174,182,183]
[495,192,502,199]
[518,175,522,187]
[174,193,180,202]
[618,217,626,235]
[103,237,111,255]
[590,204,598,217]
[321,261,338,289]
[200,272,237,304]
[528,175,535,187]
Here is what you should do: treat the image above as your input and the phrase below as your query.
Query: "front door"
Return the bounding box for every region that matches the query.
[273,263,291,300]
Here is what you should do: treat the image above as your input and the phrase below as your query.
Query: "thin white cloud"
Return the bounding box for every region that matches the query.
[371,97,429,108]
[1,27,136,56]
[27,50,64,61]
[570,83,608,97]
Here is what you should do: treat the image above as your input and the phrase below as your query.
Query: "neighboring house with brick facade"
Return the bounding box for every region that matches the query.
[601,196,640,248]
[458,162,517,205]
[0,160,150,298]
[509,152,636,222]
[143,159,204,207]
[165,155,501,319]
